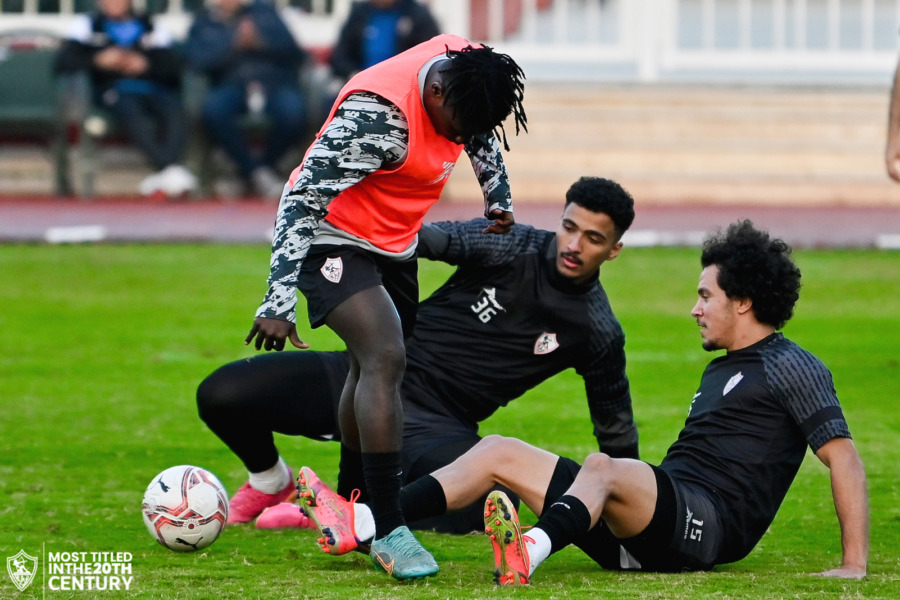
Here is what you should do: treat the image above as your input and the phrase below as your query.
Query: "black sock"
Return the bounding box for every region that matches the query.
[399,475,447,523]
[535,494,592,554]
[336,445,367,502]
[361,451,405,538]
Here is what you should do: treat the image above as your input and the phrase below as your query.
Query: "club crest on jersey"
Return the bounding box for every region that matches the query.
[534,332,559,355]
[321,257,343,283]
[723,371,743,396]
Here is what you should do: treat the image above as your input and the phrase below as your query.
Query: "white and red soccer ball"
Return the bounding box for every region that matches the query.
[141,465,229,552]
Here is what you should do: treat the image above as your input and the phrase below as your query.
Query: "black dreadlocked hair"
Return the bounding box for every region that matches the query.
[701,220,802,330]
[439,44,527,151]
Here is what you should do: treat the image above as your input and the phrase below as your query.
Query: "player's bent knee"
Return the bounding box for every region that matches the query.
[580,453,642,494]
[196,375,240,421]
[469,434,507,457]
[476,435,527,460]
[581,452,615,477]
[477,434,505,447]
[357,343,406,378]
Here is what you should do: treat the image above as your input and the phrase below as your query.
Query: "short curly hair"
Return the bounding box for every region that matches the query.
[564,176,635,240]
[701,220,801,329]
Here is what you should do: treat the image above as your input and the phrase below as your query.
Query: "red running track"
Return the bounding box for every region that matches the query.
[1,196,898,248]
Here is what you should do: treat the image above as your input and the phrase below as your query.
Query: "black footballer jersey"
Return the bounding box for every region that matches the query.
[402,219,637,456]
[660,333,851,563]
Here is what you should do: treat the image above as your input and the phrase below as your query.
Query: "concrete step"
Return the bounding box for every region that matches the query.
[3,83,899,206]
[443,83,900,205]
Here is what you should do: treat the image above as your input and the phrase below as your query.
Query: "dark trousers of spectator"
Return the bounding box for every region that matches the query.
[201,82,307,180]
[110,91,188,171]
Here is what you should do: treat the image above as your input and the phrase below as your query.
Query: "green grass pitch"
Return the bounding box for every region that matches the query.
[0,243,897,599]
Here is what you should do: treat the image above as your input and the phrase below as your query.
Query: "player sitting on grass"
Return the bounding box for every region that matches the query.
[199,176,639,533]
[294,220,868,583]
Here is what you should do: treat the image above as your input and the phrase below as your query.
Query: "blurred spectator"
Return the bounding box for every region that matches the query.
[329,0,441,81]
[319,0,440,117]
[55,0,197,198]
[886,57,900,182]
[186,0,308,198]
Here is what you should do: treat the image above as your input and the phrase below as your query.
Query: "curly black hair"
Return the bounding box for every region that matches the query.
[440,44,527,151]
[564,176,635,240]
[701,220,801,329]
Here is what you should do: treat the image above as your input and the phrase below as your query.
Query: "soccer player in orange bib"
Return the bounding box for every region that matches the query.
[244,34,527,580]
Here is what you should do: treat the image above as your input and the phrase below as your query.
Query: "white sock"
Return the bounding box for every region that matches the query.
[354,503,375,542]
[523,527,552,576]
[247,456,291,494]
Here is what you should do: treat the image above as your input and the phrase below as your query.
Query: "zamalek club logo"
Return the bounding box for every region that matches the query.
[534,332,560,355]
[7,549,38,591]
[723,371,744,396]
[320,257,343,283]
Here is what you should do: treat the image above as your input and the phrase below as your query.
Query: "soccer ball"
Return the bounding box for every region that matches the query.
[141,465,229,552]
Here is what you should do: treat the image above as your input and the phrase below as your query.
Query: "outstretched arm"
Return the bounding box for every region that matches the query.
[579,335,638,459]
[466,134,514,234]
[813,437,868,579]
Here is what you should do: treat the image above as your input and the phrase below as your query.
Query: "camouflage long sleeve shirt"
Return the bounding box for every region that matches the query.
[255,91,513,323]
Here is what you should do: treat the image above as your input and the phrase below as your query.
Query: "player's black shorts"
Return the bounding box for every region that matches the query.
[298,244,418,339]
[400,397,502,534]
[401,398,481,479]
[550,458,723,572]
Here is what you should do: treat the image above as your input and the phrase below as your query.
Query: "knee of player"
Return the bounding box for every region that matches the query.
[581,452,616,478]
[196,374,241,421]
[476,435,525,460]
[359,343,406,377]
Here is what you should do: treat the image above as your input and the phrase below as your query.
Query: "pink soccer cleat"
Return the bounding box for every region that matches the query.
[296,466,362,556]
[255,502,314,529]
[227,478,297,525]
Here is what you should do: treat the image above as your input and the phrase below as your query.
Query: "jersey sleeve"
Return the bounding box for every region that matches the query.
[464,133,512,217]
[421,220,546,267]
[765,345,851,452]
[576,292,638,457]
[255,92,409,321]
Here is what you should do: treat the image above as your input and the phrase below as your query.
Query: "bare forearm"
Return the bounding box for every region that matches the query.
[831,453,868,572]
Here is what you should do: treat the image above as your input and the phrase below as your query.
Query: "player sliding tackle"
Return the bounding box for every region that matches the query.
[294,220,868,583]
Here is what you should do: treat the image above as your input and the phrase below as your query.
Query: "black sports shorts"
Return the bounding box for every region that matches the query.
[550,458,723,571]
[298,244,418,339]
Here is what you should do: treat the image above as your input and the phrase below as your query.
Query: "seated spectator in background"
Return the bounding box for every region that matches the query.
[55,0,197,198]
[319,0,440,116]
[186,0,309,199]
[330,0,441,81]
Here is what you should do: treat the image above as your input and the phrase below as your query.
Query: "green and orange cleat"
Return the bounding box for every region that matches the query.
[484,490,531,585]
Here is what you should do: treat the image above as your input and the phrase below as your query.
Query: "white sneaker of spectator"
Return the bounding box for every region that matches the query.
[159,164,198,197]
[138,170,163,197]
